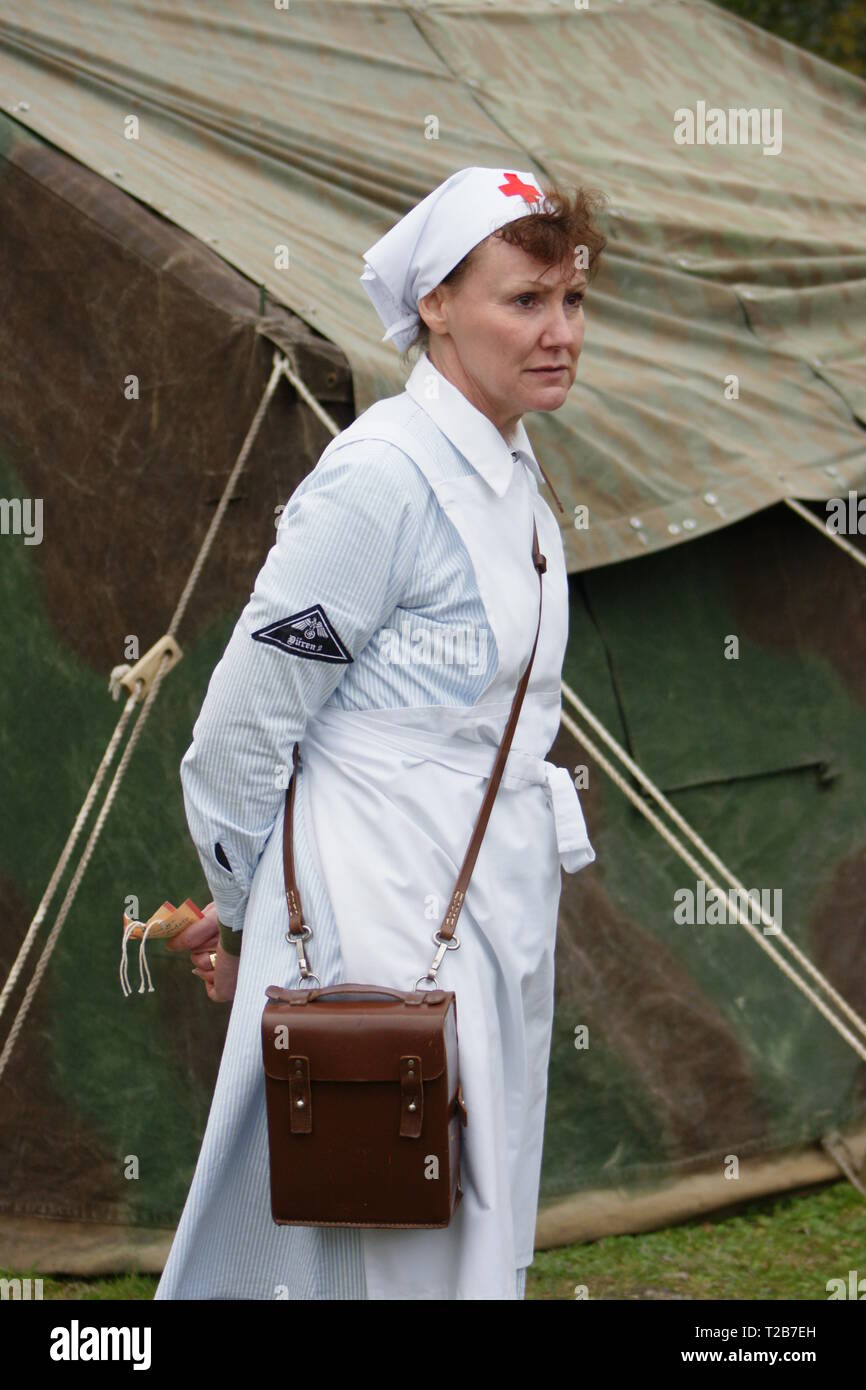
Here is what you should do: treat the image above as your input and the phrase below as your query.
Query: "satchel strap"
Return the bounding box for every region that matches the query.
[282,515,546,971]
[437,518,545,941]
[284,740,305,937]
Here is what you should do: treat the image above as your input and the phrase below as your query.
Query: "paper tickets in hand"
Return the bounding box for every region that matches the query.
[123,898,204,940]
[120,898,205,996]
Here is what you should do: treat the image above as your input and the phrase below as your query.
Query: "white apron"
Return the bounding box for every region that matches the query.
[289,413,595,1299]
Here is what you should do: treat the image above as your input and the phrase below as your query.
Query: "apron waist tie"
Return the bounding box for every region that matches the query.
[542,762,597,875]
[303,707,596,875]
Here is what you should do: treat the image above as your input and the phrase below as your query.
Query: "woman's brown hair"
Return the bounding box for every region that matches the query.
[399,181,609,366]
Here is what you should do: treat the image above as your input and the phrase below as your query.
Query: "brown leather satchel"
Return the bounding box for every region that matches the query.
[261,518,547,1228]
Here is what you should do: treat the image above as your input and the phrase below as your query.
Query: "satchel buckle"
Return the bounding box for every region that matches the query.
[399,1055,423,1138]
[289,1055,312,1133]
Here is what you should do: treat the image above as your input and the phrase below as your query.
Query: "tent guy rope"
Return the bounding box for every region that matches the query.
[217,350,866,1067]
[280,355,866,1061]
[559,685,866,1064]
[0,349,289,1079]
[784,496,866,570]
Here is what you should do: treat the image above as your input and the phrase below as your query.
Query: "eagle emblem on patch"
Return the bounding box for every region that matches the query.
[251,605,352,663]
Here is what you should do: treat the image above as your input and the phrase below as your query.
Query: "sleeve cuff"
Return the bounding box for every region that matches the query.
[218,921,243,956]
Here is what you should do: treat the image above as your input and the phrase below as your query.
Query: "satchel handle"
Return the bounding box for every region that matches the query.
[294,984,411,1003]
[264,982,444,1006]
[282,514,546,988]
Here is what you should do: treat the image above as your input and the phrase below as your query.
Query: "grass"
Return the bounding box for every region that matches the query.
[528,1180,866,1300]
[1,1270,158,1301]
[3,1180,863,1300]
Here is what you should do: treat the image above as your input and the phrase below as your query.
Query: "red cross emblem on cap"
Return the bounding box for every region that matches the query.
[498,171,542,203]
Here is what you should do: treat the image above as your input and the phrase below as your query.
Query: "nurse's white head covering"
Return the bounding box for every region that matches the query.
[360,166,549,354]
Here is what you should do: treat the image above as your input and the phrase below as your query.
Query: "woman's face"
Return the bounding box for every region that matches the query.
[418,235,587,439]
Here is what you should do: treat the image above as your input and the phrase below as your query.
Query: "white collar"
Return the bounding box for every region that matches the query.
[404,351,545,497]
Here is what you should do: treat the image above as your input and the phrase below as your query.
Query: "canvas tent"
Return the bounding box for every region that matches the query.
[0,0,865,1274]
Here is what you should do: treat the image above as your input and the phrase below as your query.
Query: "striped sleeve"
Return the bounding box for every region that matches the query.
[180,444,422,933]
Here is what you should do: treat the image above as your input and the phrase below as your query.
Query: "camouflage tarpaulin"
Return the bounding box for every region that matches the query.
[549,501,866,1207]
[0,0,864,572]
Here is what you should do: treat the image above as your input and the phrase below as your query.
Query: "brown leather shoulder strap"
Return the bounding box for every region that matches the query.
[283,740,305,935]
[437,516,545,940]
[283,516,546,944]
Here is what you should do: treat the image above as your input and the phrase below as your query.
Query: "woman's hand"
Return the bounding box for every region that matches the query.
[195,942,240,1003]
[163,900,240,1003]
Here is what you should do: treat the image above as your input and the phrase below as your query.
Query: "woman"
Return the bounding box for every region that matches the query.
[155,166,606,1301]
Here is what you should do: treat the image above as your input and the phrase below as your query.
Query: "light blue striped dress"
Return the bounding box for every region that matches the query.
[155,394,532,1300]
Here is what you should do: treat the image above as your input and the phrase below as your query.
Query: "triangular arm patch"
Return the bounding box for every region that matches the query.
[251,604,353,663]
